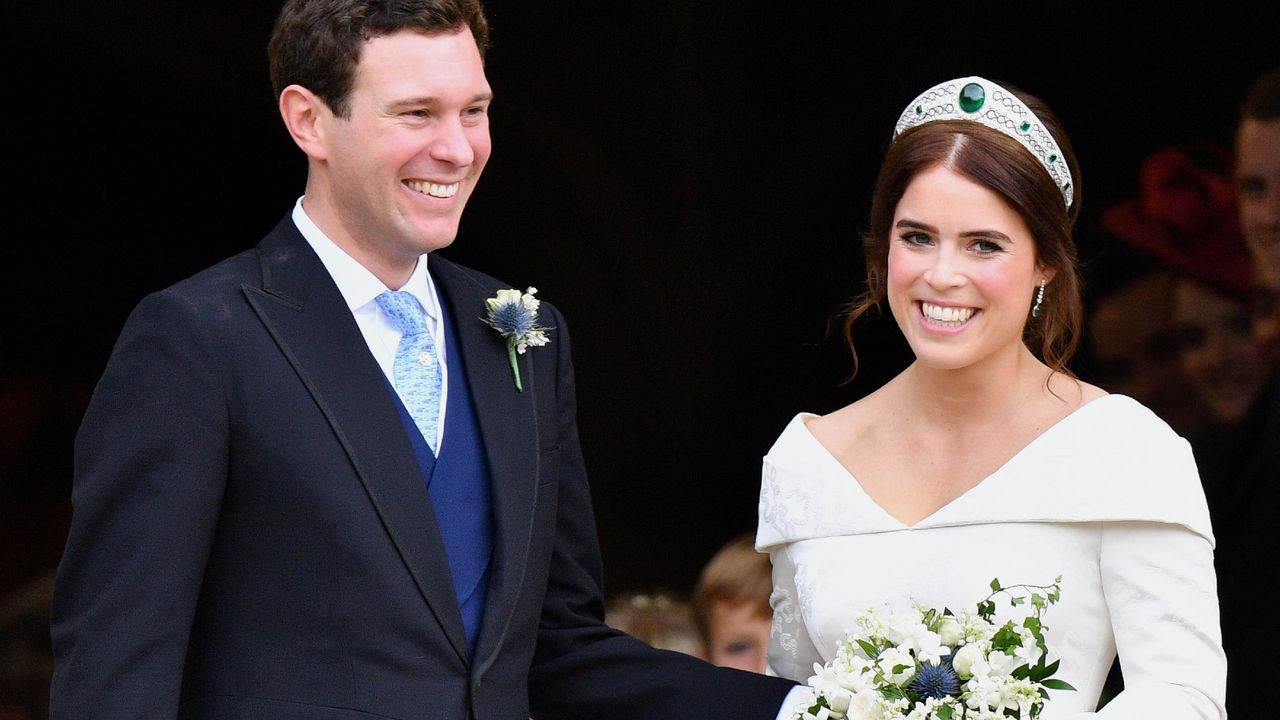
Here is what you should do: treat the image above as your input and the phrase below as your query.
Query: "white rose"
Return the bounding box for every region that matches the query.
[937,616,964,646]
[884,607,922,645]
[845,688,884,720]
[951,642,984,678]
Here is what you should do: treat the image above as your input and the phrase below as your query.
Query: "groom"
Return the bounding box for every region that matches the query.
[48,0,796,717]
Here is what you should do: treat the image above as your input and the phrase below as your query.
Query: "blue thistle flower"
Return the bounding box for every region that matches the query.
[487,298,533,335]
[909,658,961,700]
[481,288,550,392]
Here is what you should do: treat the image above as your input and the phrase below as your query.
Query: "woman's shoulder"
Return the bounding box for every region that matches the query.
[803,383,898,450]
[758,391,909,550]
[1042,373,1181,442]
[1068,392,1186,448]
[1008,388,1214,541]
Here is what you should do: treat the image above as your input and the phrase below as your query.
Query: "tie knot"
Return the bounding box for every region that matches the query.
[376,290,429,336]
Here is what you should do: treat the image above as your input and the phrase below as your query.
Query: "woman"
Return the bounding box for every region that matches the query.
[757,77,1226,718]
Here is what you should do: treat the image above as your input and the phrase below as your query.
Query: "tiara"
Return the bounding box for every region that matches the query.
[893,76,1074,209]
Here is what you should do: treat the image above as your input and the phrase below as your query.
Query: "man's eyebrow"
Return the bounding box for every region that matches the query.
[388,92,494,110]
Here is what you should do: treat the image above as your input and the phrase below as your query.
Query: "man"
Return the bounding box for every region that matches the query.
[1210,65,1280,719]
[1237,67,1280,292]
[49,1,796,717]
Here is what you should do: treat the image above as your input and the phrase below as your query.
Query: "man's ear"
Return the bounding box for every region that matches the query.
[279,84,331,161]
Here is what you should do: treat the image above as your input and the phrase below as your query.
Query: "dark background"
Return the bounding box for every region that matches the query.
[3,1,1278,620]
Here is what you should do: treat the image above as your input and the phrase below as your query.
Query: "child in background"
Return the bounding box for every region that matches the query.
[690,533,772,674]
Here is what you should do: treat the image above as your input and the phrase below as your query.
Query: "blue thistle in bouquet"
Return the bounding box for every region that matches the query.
[791,577,1074,720]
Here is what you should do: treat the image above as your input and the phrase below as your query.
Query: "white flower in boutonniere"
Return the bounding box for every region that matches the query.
[481,287,551,392]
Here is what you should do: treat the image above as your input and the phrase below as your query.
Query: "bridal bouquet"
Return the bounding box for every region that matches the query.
[791,578,1073,720]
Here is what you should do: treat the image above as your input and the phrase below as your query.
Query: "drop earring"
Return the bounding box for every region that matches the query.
[1031,279,1046,318]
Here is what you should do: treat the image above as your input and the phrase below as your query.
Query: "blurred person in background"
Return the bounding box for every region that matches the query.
[1210,65,1280,719]
[690,533,772,674]
[1087,269,1216,439]
[1169,277,1269,427]
[1237,67,1280,297]
[1100,141,1265,439]
[604,592,700,658]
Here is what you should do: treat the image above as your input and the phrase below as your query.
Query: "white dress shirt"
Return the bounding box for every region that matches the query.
[292,198,449,452]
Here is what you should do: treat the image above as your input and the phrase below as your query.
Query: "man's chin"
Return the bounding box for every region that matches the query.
[407,225,461,254]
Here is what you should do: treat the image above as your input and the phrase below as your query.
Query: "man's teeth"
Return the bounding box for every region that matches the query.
[921,302,975,326]
[407,180,460,198]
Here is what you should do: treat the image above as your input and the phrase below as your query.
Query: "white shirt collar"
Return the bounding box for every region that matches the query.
[291,197,439,319]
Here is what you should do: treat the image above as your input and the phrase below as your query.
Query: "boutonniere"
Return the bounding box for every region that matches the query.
[481,287,551,392]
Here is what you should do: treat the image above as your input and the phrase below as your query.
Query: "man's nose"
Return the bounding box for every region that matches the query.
[430,119,475,166]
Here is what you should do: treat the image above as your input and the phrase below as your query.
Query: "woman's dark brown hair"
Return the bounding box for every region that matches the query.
[842,86,1084,379]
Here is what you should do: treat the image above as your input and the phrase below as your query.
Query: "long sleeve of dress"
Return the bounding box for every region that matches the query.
[765,544,823,682]
[1071,522,1227,720]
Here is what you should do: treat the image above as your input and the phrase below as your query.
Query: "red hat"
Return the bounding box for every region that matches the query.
[1101,142,1254,297]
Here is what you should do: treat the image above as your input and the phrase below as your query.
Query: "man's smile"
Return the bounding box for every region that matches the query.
[405,179,461,198]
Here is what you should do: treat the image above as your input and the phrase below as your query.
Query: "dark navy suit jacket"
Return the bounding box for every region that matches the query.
[50,215,793,719]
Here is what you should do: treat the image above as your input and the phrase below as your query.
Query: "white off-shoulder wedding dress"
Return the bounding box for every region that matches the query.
[757,395,1227,719]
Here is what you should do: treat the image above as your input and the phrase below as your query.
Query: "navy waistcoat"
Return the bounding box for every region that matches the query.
[387,298,494,659]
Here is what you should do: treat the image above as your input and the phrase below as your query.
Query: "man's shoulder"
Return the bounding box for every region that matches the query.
[164,249,260,298]
[156,213,299,305]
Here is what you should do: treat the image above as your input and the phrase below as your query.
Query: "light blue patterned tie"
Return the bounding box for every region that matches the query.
[376,290,442,454]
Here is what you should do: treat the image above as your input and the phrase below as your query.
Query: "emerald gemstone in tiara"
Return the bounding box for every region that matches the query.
[959,82,985,113]
[892,76,1075,209]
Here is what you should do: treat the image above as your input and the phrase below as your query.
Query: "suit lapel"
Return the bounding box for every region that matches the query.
[430,256,540,672]
[242,218,470,666]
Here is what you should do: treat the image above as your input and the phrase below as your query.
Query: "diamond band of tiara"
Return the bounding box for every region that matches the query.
[893,76,1074,209]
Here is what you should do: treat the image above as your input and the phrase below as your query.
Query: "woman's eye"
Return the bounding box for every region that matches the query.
[971,239,1002,254]
[901,232,931,246]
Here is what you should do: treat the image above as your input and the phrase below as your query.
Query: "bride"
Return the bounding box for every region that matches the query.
[757,77,1226,718]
